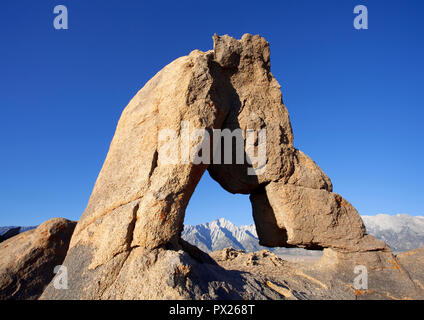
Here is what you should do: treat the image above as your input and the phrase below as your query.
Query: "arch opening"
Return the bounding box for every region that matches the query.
[182,170,324,262]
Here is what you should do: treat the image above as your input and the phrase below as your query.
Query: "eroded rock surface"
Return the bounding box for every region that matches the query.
[40,34,417,300]
[0,218,76,300]
[210,247,424,300]
[397,248,424,293]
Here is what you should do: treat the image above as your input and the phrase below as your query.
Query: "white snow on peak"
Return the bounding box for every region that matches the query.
[362,214,424,234]
[183,214,424,253]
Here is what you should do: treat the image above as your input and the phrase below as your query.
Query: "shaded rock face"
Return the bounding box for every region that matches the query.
[0,218,76,300]
[41,34,397,300]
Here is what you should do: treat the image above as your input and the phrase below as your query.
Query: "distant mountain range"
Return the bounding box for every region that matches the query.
[2,214,423,253]
[362,214,424,252]
[182,214,424,255]
[0,226,36,242]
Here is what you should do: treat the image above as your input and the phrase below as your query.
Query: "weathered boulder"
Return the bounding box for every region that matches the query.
[0,218,76,300]
[41,34,398,299]
[263,183,367,250]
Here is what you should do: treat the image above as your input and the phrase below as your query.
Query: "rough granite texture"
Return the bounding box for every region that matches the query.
[0,218,76,300]
[39,34,423,300]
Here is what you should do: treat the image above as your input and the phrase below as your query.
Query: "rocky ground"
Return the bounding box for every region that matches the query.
[210,247,424,300]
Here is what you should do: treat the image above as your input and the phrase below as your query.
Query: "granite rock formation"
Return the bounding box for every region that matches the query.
[0,218,76,300]
[40,34,422,300]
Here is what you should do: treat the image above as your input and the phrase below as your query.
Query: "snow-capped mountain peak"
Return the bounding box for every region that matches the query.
[182,214,424,254]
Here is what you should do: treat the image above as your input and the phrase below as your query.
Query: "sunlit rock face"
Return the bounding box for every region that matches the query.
[40,34,418,300]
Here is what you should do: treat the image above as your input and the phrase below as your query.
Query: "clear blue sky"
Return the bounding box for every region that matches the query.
[0,0,423,226]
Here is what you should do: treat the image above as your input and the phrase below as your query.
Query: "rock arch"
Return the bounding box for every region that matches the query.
[41,34,395,300]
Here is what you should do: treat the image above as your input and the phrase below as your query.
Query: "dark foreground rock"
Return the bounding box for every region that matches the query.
[0,218,76,300]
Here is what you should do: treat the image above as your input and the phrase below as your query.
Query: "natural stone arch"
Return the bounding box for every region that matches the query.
[41,34,391,300]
